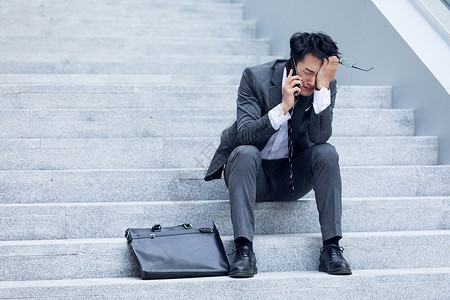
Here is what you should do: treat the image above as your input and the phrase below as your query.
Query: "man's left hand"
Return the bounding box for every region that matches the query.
[316,56,339,90]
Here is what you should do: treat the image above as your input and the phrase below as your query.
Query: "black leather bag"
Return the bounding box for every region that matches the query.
[125,221,229,279]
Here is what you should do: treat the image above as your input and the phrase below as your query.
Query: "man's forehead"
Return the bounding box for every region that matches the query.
[298,54,323,72]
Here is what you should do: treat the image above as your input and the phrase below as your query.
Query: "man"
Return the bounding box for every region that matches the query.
[204,32,351,278]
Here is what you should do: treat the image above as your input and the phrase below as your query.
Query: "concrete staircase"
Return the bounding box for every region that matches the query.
[0,0,449,298]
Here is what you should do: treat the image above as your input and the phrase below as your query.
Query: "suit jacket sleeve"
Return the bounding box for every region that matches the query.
[236,67,277,146]
[308,79,337,144]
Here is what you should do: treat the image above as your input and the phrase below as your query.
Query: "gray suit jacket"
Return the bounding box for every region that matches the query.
[204,59,337,181]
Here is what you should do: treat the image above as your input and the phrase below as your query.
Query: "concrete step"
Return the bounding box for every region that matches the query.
[0,19,256,38]
[1,2,244,21]
[0,53,284,62]
[0,37,270,56]
[0,196,448,241]
[0,136,437,170]
[0,53,279,64]
[1,0,229,4]
[0,84,392,109]
[0,74,246,85]
[0,166,448,204]
[0,268,448,299]
[0,108,414,138]
[0,57,288,75]
[0,230,448,281]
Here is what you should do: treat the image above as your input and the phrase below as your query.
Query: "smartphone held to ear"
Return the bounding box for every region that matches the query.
[285,57,301,99]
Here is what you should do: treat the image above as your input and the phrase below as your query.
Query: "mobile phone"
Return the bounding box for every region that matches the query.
[285,57,301,98]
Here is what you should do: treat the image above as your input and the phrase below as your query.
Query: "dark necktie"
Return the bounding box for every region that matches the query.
[288,108,295,196]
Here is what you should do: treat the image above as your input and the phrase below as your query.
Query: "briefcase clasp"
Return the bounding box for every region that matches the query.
[152,224,161,232]
[183,223,193,229]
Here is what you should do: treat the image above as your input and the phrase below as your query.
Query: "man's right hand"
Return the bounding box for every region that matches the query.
[281,69,302,114]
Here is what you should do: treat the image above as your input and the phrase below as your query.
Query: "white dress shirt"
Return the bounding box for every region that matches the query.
[260,67,331,160]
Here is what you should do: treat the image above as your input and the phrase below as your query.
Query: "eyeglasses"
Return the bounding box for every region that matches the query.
[338,58,373,72]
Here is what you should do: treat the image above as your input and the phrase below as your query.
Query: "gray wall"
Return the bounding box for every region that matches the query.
[233,0,450,163]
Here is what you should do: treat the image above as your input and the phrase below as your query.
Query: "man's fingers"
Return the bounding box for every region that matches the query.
[289,79,302,88]
[289,85,301,94]
[320,56,339,71]
[283,71,302,100]
[287,74,301,81]
[288,68,293,77]
[286,75,302,85]
[329,56,339,64]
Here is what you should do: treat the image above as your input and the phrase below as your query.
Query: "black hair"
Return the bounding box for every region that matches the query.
[290,32,340,62]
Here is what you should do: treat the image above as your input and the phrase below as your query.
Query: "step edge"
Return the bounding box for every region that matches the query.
[1,230,448,247]
[0,267,449,288]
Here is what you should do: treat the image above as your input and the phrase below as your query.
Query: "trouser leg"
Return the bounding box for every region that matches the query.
[310,143,342,240]
[272,143,343,241]
[224,145,268,242]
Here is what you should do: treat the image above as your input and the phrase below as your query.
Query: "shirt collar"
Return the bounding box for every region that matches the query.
[282,67,287,87]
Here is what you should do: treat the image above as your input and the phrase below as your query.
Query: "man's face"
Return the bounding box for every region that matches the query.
[295,53,324,96]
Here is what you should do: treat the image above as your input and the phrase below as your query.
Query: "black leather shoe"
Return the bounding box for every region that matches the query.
[229,246,258,278]
[318,244,352,275]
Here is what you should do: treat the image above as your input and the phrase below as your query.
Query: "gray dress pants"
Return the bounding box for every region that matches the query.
[223,143,342,242]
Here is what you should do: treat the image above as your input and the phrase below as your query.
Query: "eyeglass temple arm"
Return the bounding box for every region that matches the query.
[338,58,373,72]
[349,65,373,72]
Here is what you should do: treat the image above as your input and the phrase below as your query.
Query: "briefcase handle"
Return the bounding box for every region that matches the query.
[151,223,193,232]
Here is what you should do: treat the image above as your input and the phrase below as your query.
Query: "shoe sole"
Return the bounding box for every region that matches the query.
[319,266,352,275]
[229,267,258,278]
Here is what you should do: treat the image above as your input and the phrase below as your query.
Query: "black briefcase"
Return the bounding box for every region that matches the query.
[125,221,230,279]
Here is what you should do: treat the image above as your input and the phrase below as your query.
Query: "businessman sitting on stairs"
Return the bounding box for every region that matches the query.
[205,32,352,278]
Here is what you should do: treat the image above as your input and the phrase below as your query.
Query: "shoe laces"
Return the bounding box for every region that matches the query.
[235,247,251,261]
[320,244,345,257]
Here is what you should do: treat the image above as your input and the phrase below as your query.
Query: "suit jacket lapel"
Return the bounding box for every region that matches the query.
[268,61,285,109]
